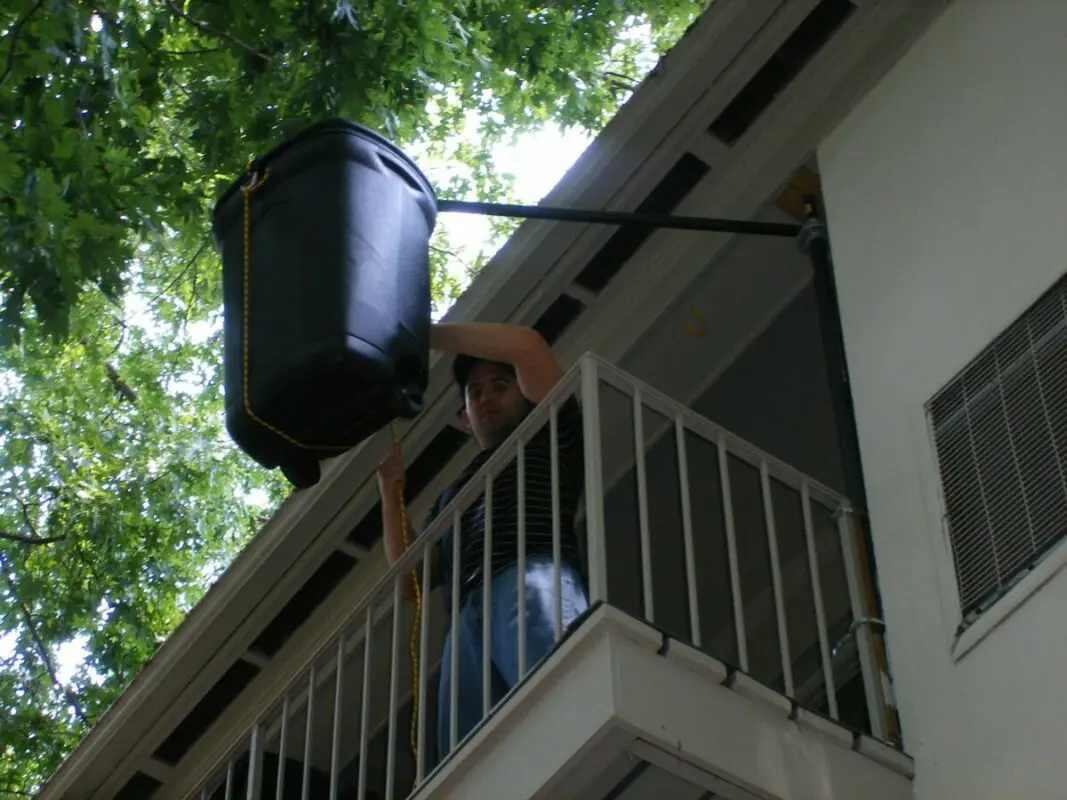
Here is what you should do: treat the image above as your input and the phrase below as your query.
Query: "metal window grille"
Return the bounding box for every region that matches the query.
[928,274,1067,622]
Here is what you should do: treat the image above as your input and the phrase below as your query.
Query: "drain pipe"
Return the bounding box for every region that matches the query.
[798,195,902,747]
[797,196,869,512]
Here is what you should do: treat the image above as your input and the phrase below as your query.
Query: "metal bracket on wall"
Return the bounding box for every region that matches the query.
[832,616,887,659]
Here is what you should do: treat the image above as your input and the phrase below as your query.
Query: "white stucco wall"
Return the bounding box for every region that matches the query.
[818,1,1067,798]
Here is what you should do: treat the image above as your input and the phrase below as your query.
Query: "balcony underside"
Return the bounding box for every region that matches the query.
[415,604,912,800]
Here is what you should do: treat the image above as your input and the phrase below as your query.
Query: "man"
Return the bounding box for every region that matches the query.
[377,321,588,760]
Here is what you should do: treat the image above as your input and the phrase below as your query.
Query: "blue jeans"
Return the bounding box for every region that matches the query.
[436,557,588,759]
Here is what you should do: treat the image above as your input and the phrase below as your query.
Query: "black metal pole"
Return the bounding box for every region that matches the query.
[437,199,802,238]
[798,196,868,513]
[799,196,903,745]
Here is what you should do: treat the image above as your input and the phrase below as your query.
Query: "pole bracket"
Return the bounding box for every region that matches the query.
[832,616,887,659]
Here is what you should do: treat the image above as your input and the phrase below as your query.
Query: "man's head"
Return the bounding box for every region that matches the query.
[453,355,531,449]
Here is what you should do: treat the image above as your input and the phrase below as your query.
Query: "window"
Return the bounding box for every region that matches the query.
[927,274,1067,625]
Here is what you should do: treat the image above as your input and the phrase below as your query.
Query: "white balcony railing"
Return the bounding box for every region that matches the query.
[187,353,897,799]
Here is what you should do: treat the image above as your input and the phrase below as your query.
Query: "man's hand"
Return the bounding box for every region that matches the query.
[378,442,409,567]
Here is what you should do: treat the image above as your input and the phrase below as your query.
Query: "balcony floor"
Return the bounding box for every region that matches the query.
[414,604,912,800]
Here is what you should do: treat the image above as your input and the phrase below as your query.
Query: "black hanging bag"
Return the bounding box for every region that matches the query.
[212,119,437,488]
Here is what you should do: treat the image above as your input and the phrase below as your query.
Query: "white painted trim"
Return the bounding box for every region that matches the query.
[909,401,972,655]
[140,759,172,784]
[336,541,369,559]
[628,740,765,800]
[688,132,732,166]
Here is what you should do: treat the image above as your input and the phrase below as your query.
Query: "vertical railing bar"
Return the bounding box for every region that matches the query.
[416,546,432,783]
[357,606,372,800]
[592,358,846,508]
[675,417,701,647]
[246,723,264,800]
[201,786,208,800]
[802,483,838,719]
[551,402,563,641]
[385,577,401,800]
[275,695,289,800]
[301,666,314,800]
[517,438,527,678]
[580,356,607,603]
[633,389,654,622]
[225,758,234,800]
[482,477,494,717]
[837,508,889,740]
[449,509,461,752]
[329,635,344,800]
[718,435,748,671]
[760,461,794,698]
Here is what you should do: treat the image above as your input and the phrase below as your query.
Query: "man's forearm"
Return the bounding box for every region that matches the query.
[383,500,442,598]
[431,322,564,403]
[381,497,407,566]
[431,323,544,363]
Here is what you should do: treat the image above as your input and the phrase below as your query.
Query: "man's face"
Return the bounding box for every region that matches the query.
[461,362,530,449]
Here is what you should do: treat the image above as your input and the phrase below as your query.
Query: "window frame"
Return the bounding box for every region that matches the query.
[914,282,1067,661]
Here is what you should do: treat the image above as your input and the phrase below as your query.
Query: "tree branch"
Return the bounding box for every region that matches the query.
[430,243,471,271]
[0,0,46,87]
[14,494,42,539]
[0,554,92,726]
[602,70,638,88]
[0,530,65,546]
[146,239,208,308]
[156,46,222,55]
[71,536,106,592]
[162,0,271,63]
[0,490,60,545]
[106,362,139,405]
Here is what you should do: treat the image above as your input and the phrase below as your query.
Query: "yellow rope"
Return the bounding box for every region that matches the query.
[391,422,423,785]
[243,167,423,775]
[241,161,355,452]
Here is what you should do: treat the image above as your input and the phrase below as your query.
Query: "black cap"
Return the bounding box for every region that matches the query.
[452,354,515,396]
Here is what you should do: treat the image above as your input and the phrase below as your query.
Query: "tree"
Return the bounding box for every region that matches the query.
[0,0,705,792]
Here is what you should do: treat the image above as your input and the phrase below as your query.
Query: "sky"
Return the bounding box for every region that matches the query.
[436,125,594,274]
